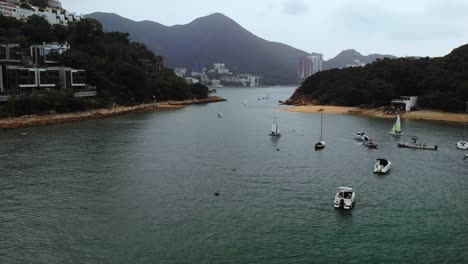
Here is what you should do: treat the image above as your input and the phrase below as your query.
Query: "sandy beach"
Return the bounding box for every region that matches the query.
[0,96,226,130]
[284,105,468,123]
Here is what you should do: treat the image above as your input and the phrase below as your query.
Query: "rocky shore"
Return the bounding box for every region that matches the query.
[0,96,226,130]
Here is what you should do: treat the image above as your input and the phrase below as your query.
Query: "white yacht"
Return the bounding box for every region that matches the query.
[374,159,391,174]
[334,187,355,210]
[354,132,370,141]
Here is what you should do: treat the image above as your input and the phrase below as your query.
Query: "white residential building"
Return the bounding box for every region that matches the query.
[391,96,419,111]
[174,68,187,78]
[0,0,82,25]
[30,42,70,65]
[213,63,231,74]
[308,53,323,75]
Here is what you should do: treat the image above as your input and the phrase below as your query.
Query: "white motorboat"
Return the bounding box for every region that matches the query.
[334,187,355,210]
[269,117,281,137]
[464,154,468,159]
[457,101,468,150]
[374,159,391,174]
[315,110,325,150]
[390,114,403,136]
[354,132,370,141]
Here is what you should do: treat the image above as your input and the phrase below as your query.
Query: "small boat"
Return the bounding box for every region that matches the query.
[315,110,325,150]
[456,101,468,150]
[269,117,281,137]
[390,114,403,136]
[398,137,438,151]
[354,132,370,141]
[374,159,391,174]
[243,100,248,106]
[334,187,355,210]
[217,104,222,118]
[464,154,468,159]
[362,140,378,149]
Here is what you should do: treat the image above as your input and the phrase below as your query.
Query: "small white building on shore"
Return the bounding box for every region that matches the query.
[391,96,418,111]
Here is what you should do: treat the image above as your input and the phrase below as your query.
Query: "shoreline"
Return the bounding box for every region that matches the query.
[284,105,468,123]
[0,96,226,130]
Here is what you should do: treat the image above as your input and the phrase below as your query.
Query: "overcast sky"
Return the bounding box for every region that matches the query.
[61,0,468,59]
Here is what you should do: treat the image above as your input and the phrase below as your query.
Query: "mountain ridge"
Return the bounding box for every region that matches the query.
[86,12,397,84]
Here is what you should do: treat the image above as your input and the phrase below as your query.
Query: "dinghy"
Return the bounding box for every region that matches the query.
[390,115,403,136]
[334,187,355,210]
[269,117,281,137]
[362,141,378,149]
[374,159,391,174]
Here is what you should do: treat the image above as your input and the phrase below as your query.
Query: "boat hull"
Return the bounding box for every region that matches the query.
[398,143,438,150]
[315,141,325,150]
[457,141,468,150]
[390,132,403,136]
[269,133,281,137]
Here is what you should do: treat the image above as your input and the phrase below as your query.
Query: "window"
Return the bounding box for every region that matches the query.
[18,70,36,85]
[72,71,87,85]
[0,46,7,60]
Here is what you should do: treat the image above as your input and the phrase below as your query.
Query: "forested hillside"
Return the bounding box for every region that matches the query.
[289,45,468,111]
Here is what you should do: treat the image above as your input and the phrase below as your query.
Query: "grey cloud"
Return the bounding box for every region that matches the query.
[282,0,308,16]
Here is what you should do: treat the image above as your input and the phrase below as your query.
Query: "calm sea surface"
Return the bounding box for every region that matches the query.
[1,87,467,263]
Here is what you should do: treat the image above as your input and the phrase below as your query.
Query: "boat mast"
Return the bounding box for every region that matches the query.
[464,101,468,140]
[320,109,323,141]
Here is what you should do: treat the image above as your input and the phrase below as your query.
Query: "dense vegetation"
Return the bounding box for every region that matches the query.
[291,45,468,112]
[0,15,208,117]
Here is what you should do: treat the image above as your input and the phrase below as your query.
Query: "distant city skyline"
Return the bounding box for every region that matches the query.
[61,0,468,59]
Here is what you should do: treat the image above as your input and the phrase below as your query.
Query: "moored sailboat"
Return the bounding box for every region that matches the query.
[217,104,222,118]
[390,114,403,136]
[315,110,325,150]
[457,101,468,150]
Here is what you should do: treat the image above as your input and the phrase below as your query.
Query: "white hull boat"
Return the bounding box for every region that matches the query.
[464,154,468,159]
[354,132,370,141]
[390,115,403,136]
[315,141,325,150]
[334,187,355,210]
[457,141,468,150]
[374,159,391,174]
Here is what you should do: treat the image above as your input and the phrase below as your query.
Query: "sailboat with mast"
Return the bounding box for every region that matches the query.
[217,104,222,118]
[315,110,325,150]
[457,101,468,150]
[269,117,281,137]
[390,114,403,136]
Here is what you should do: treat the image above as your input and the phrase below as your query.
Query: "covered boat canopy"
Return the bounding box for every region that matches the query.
[377,159,389,166]
[338,187,353,191]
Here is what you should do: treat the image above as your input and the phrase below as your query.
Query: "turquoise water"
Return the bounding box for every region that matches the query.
[0,87,467,263]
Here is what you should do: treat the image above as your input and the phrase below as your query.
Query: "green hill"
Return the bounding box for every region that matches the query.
[289,44,468,112]
[0,15,207,116]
